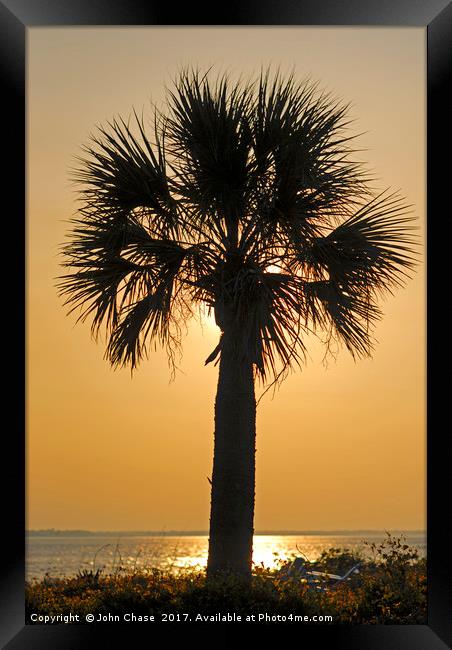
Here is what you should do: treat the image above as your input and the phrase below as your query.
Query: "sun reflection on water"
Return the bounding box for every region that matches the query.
[27,533,426,580]
[172,536,312,572]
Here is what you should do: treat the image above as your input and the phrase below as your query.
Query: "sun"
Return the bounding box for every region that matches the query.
[199,304,218,331]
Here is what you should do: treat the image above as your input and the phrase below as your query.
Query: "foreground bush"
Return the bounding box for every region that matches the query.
[26,534,426,624]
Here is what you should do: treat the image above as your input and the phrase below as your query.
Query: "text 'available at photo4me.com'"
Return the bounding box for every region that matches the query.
[29,611,334,624]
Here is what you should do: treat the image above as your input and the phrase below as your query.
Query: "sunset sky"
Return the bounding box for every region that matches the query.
[27,27,425,532]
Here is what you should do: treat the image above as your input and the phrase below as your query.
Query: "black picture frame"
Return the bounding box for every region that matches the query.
[1,0,450,647]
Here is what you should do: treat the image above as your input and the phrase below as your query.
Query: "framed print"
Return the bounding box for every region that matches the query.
[1,0,451,647]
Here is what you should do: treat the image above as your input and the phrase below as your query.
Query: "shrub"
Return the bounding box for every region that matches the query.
[25,534,425,624]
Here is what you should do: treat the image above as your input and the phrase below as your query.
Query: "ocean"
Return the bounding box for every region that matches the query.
[26,531,426,580]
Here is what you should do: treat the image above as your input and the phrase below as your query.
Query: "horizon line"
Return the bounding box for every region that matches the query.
[27,528,426,535]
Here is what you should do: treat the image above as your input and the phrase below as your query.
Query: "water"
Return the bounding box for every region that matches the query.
[26,531,426,580]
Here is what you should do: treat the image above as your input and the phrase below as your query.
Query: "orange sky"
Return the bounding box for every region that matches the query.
[27,27,425,531]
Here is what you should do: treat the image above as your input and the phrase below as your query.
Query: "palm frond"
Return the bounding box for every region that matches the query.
[74,111,179,237]
[241,70,371,255]
[292,190,418,296]
[58,255,146,335]
[166,68,254,248]
[304,280,381,358]
[106,283,177,369]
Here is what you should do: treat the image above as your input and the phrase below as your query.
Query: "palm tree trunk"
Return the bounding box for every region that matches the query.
[207,327,256,581]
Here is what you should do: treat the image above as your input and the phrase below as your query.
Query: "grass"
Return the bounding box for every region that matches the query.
[26,533,426,624]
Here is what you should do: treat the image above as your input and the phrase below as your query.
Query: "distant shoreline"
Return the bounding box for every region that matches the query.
[27,529,426,537]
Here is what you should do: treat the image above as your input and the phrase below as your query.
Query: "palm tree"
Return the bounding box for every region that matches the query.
[58,69,417,581]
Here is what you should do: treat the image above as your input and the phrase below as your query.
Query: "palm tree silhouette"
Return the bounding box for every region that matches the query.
[58,69,417,581]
